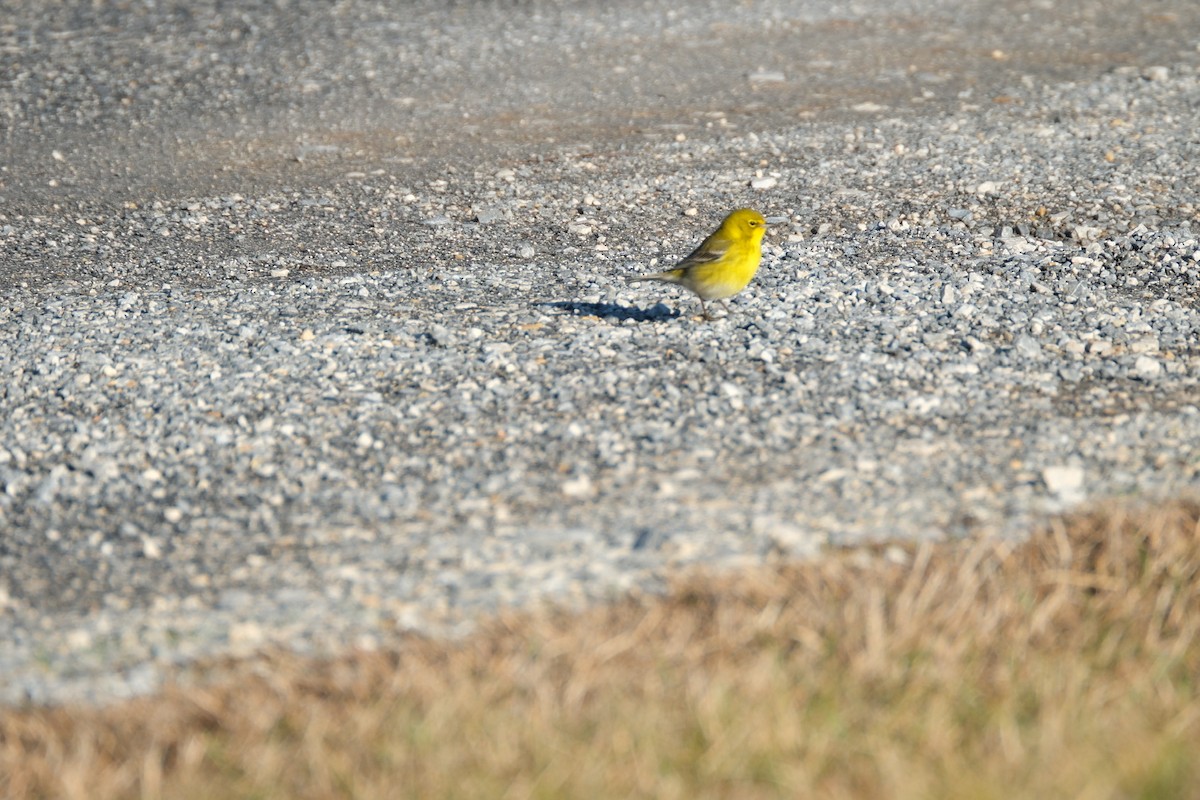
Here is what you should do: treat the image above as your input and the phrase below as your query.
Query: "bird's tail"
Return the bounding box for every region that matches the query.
[625,269,681,284]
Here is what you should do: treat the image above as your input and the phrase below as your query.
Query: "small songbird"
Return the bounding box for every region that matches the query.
[626,208,768,320]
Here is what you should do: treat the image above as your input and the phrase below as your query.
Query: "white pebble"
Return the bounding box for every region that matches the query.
[1134,355,1162,380]
[561,475,594,499]
[1042,465,1085,501]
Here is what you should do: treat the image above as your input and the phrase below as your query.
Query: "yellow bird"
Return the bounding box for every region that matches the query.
[626,208,768,320]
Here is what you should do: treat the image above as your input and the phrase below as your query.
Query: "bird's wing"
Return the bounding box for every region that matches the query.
[674,233,730,270]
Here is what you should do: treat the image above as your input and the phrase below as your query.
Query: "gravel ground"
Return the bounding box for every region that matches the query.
[2,0,1200,705]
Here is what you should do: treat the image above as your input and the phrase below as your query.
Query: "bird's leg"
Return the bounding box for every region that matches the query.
[699,298,713,321]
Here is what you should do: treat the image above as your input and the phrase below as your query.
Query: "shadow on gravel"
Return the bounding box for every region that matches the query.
[539,301,682,322]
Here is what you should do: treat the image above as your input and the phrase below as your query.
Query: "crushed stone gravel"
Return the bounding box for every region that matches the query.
[2,0,1200,705]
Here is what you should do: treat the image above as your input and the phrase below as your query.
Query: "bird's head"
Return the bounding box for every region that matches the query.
[722,208,768,243]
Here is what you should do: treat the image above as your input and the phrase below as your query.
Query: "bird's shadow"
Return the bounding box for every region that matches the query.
[538,301,682,322]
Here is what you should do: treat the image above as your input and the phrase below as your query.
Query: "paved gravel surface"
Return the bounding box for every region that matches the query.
[2,0,1200,704]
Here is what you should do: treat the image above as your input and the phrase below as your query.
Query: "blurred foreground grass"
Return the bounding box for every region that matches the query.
[3,499,1200,799]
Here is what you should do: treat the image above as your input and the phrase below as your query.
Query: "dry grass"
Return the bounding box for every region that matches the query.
[4,499,1200,799]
